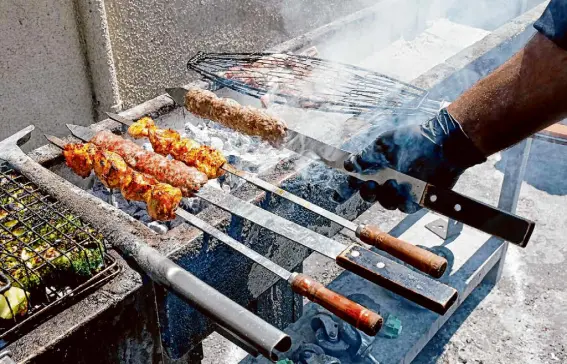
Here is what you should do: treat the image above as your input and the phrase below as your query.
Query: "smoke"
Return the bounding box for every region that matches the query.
[277,0,541,147]
[270,0,548,208]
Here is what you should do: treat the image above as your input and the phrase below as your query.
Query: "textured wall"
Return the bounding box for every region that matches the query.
[104,0,379,108]
[0,0,95,150]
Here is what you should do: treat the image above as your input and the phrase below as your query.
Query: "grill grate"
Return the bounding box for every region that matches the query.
[187,52,429,115]
[0,163,120,342]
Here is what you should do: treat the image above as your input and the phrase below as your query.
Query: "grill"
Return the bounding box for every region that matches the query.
[0,1,543,361]
[187,52,429,114]
[0,163,120,343]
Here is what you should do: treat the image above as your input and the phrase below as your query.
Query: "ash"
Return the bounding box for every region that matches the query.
[90,115,291,234]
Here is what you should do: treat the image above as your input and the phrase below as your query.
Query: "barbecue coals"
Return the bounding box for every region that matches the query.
[127,117,227,179]
[184,88,288,145]
[0,167,107,322]
[64,143,182,221]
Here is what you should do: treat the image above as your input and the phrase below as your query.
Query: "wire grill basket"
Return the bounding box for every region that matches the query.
[0,163,120,342]
[187,52,429,115]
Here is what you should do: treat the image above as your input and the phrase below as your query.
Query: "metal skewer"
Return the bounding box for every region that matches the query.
[64,124,458,315]
[106,112,447,279]
[175,209,383,336]
[45,134,382,335]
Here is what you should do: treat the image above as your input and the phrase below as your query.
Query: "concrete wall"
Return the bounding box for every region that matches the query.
[0,0,95,151]
[104,0,379,107]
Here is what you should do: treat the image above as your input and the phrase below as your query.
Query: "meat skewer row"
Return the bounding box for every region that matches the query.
[184,88,288,145]
[63,143,182,221]
[88,131,208,197]
[128,117,226,179]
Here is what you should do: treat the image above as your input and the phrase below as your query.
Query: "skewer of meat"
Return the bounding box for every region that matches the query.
[184,88,288,145]
[88,131,208,196]
[63,143,182,221]
[128,117,226,179]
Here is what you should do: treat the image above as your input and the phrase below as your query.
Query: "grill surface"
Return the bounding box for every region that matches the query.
[0,163,120,344]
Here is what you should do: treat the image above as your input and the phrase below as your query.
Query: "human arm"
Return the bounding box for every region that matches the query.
[450,31,567,156]
[345,1,567,210]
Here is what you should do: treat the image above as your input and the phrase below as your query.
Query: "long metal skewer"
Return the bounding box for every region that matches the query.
[63,125,458,315]
[106,112,447,278]
[45,134,382,335]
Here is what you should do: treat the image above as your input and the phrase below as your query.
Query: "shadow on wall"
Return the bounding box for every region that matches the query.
[496,139,567,196]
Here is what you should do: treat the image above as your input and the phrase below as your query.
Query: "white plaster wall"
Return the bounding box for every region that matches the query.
[104,0,379,108]
[0,0,95,150]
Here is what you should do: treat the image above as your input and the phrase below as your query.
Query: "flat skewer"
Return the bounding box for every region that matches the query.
[45,134,383,335]
[64,125,458,315]
[107,112,447,278]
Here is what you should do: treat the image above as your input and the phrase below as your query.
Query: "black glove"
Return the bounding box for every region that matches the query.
[344,108,487,213]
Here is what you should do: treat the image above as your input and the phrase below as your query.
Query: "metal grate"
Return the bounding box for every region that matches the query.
[187,52,429,115]
[0,163,120,342]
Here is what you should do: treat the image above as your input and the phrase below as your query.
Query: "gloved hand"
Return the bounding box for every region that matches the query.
[344,108,487,213]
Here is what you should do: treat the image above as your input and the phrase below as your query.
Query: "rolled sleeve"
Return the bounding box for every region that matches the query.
[534,0,567,49]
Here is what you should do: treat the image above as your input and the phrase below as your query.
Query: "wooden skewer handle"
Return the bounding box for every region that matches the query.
[289,273,383,336]
[356,224,447,278]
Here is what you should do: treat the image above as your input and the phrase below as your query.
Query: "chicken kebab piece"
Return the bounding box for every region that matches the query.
[63,143,182,221]
[87,131,208,197]
[183,88,288,145]
[128,117,226,179]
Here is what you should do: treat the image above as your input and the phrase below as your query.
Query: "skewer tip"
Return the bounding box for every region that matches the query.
[44,134,65,149]
[165,87,188,106]
[106,112,134,126]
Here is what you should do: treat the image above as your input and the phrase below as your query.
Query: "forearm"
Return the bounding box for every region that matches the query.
[447,32,567,156]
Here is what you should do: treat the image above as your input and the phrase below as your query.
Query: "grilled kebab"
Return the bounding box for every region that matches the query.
[63,143,182,221]
[127,117,226,179]
[88,130,208,196]
[184,88,288,145]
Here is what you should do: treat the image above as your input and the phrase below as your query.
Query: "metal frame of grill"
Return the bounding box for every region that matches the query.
[0,163,120,343]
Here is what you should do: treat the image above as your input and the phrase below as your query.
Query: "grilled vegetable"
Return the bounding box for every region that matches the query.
[0,168,108,321]
[1,191,106,291]
[0,287,29,319]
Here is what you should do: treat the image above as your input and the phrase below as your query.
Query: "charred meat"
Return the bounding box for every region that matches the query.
[184,88,287,145]
[63,142,183,221]
[127,117,226,179]
[90,131,207,196]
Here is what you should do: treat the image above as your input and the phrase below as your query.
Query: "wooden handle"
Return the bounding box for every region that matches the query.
[289,273,383,336]
[356,224,447,278]
[335,244,458,315]
[421,184,535,247]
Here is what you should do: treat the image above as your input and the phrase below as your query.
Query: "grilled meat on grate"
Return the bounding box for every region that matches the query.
[90,131,207,196]
[184,88,288,145]
[63,143,182,221]
[127,117,226,179]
